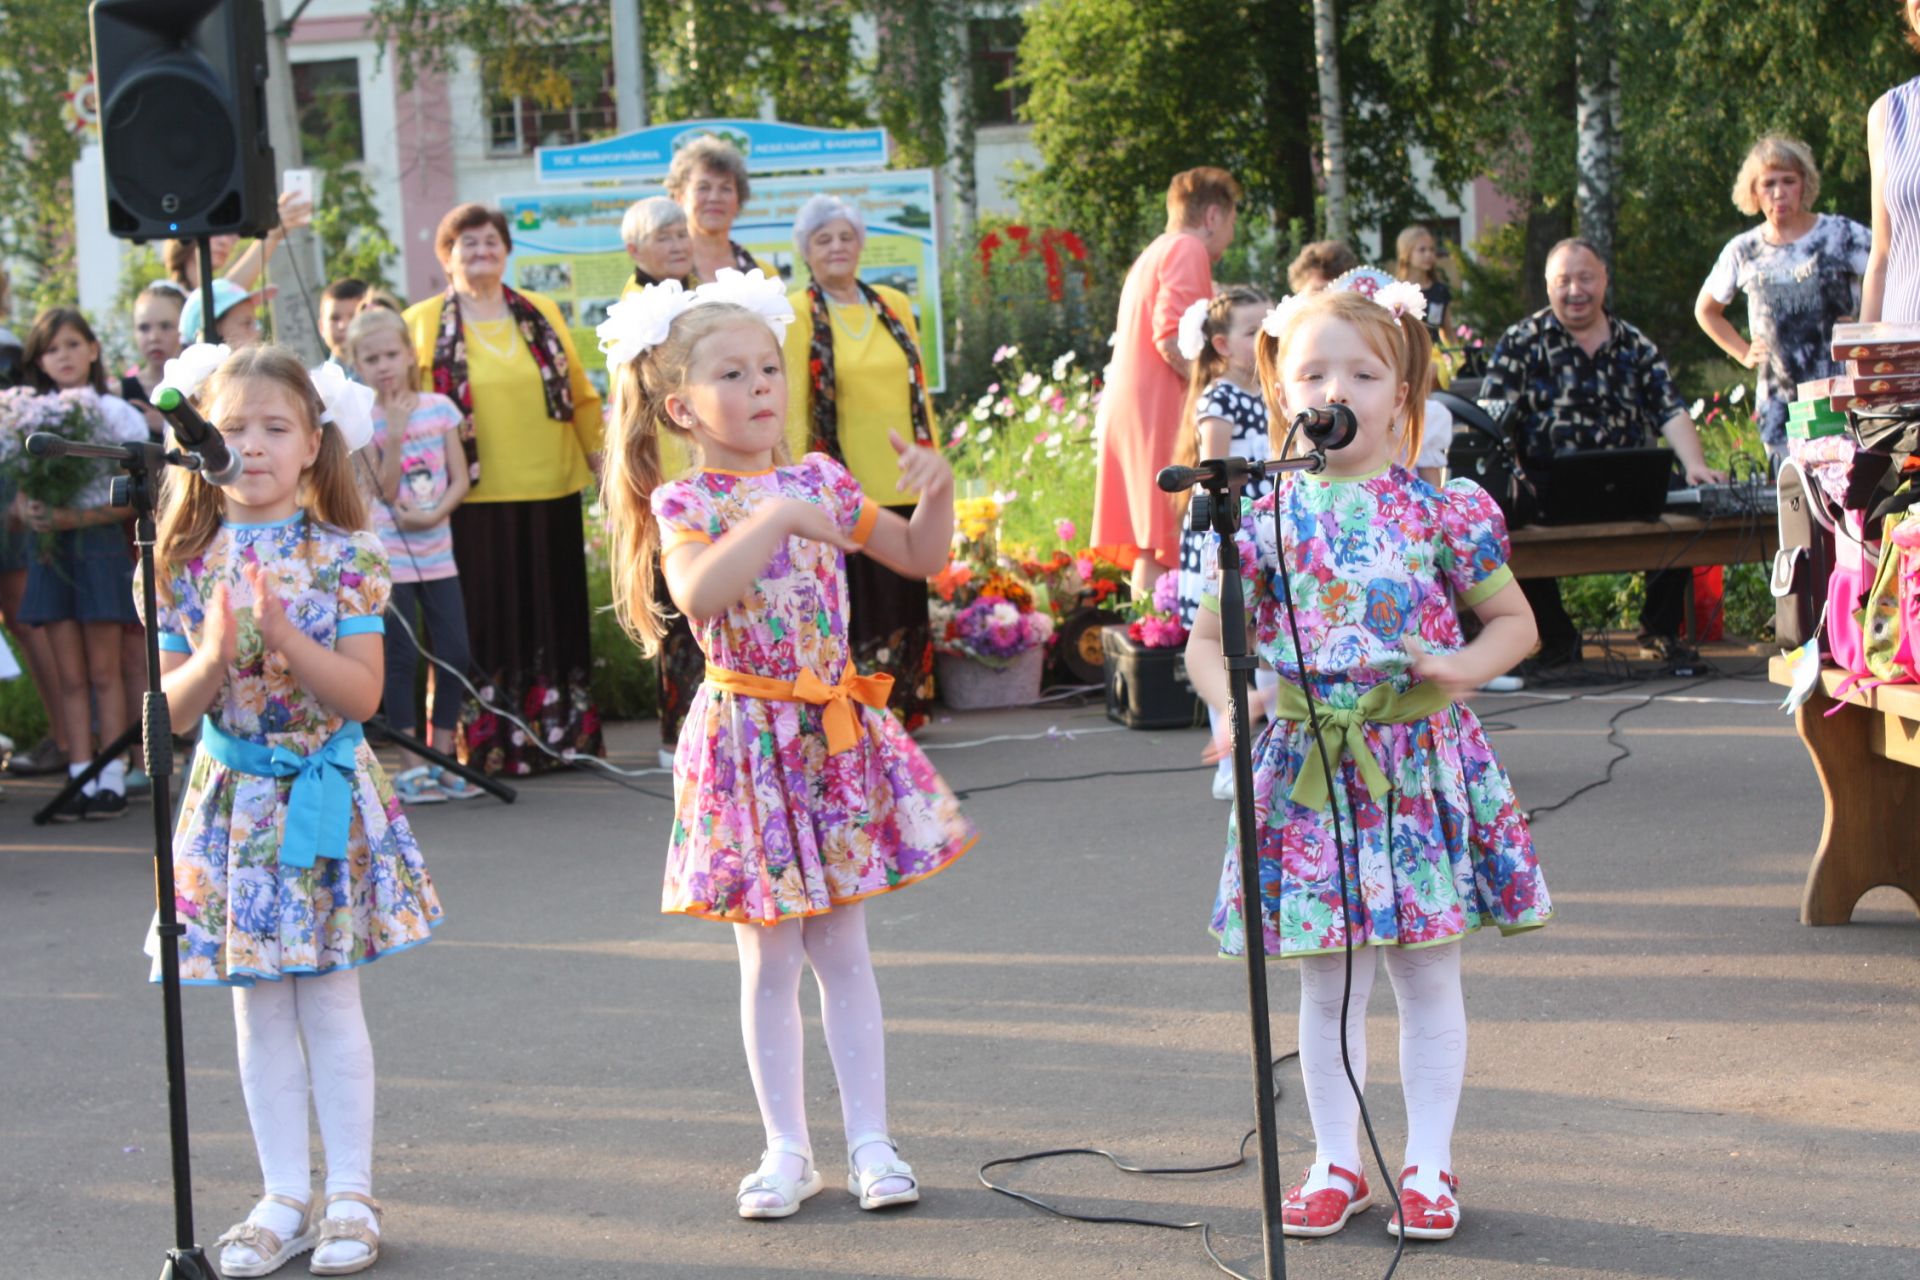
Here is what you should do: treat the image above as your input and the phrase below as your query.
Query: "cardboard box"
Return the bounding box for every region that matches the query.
[1831,322,1920,362]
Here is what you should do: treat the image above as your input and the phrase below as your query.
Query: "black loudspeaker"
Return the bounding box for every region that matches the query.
[91,0,278,241]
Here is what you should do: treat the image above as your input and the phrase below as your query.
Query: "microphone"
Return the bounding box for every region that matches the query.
[1293,403,1358,450]
[1157,462,1216,493]
[153,387,243,486]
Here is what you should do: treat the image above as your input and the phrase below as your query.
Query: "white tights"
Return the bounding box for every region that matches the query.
[1297,944,1466,1202]
[732,903,907,1205]
[229,969,378,1269]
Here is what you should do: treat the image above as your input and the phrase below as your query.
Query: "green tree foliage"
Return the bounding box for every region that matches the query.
[305,94,400,292]
[0,3,89,316]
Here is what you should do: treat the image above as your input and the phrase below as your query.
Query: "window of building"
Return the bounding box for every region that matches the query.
[485,48,617,155]
[969,16,1027,127]
[291,58,363,162]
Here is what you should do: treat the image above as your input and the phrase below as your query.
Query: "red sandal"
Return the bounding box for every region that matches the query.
[1281,1162,1372,1237]
[1387,1166,1461,1240]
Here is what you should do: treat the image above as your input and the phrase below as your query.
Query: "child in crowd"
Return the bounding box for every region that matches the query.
[180,279,275,350]
[124,282,187,439]
[1287,240,1360,294]
[345,306,478,803]
[597,272,973,1219]
[1170,285,1279,801]
[1185,284,1551,1242]
[1393,224,1453,331]
[17,308,151,820]
[143,342,440,1276]
[321,278,370,366]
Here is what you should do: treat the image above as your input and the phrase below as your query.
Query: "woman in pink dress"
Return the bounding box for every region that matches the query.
[1093,167,1241,595]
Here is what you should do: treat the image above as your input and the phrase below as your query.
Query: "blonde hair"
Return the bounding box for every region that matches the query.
[1393,225,1439,286]
[154,345,367,598]
[1255,290,1431,470]
[600,304,791,655]
[665,136,753,206]
[1732,135,1820,217]
[344,304,412,366]
[1170,286,1270,513]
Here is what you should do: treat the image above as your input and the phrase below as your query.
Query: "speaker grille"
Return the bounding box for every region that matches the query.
[103,66,237,227]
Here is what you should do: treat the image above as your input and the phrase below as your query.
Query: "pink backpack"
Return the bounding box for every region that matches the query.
[1825,508,1873,677]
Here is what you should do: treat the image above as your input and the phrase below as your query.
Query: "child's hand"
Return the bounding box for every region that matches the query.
[1402,635,1474,702]
[890,429,952,497]
[201,582,239,667]
[775,498,862,552]
[242,562,295,653]
[22,499,53,534]
[1200,686,1273,764]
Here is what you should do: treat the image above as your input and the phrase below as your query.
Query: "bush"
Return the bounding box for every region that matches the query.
[582,492,657,721]
[0,631,48,745]
[940,344,1101,552]
[941,217,1114,413]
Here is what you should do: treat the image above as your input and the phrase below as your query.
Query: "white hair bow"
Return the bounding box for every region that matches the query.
[1176,298,1212,362]
[1260,294,1308,338]
[1373,280,1429,322]
[156,343,231,402]
[597,279,701,368]
[309,360,377,452]
[695,268,796,344]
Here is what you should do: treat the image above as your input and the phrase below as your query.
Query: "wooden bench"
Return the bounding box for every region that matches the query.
[1508,513,1777,579]
[1768,657,1920,925]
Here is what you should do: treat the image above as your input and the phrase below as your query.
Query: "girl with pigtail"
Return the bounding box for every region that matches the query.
[1168,285,1277,801]
[1185,284,1552,1243]
[141,343,441,1276]
[596,271,974,1220]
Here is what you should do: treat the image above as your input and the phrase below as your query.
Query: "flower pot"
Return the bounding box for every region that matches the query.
[1101,626,1204,730]
[936,646,1045,711]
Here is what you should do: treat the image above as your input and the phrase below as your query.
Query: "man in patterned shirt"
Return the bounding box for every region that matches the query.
[1481,238,1727,669]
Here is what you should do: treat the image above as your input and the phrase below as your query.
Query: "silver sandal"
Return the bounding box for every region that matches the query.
[309,1191,382,1275]
[216,1193,315,1277]
[846,1133,920,1210]
[737,1137,824,1220]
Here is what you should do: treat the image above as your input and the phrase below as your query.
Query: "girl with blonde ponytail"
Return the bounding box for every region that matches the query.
[594,272,974,1224]
[1184,282,1550,1245]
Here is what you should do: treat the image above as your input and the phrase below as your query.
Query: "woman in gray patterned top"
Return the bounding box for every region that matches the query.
[1695,135,1869,457]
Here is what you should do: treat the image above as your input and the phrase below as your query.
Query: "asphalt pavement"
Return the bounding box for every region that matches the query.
[4,659,1917,1279]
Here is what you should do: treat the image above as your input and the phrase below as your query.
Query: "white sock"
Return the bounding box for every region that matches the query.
[70,762,99,798]
[1383,944,1467,1201]
[298,969,379,1267]
[100,758,127,797]
[1297,949,1377,1195]
[734,920,811,1208]
[230,981,311,1264]
[803,904,910,1197]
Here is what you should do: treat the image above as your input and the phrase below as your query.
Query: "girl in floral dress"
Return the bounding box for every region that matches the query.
[596,272,972,1221]
[143,344,441,1276]
[1186,286,1551,1244]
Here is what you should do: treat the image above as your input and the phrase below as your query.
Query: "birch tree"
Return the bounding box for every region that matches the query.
[1574,0,1619,263]
[1314,0,1349,242]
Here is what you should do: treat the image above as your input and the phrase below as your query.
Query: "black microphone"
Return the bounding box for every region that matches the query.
[1293,403,1358,450]
[153,387,243,485]
[1157,462,1215,493]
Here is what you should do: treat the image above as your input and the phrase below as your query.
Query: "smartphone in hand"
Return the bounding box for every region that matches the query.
[282,168,317,206]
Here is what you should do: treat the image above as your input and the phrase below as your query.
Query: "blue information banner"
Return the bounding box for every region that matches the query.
[536,118,890,184]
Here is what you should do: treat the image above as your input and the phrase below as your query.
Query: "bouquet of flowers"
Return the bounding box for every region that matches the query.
[0,386,112,510]
[1126,568,1188,649]
[931,493,1055,667]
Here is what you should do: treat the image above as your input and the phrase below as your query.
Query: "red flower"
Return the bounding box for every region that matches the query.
[1059,231,1087,260]
[1006,224,1031,241]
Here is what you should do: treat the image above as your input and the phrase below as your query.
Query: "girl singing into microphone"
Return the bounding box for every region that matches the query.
[1185,284,1552,1243]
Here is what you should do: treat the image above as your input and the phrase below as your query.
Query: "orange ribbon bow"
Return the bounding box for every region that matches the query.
[704,663,895,754]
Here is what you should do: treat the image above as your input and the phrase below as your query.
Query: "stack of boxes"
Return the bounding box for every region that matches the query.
[1802,322,1920,438]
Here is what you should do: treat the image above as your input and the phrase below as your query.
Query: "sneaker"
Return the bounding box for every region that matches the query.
[1637,633,1702,673]
[1478,673,1526,693]
[430,766,484,801]
[1211,769,1235,801]
[657,746,677,770]
[393,766,447,805]
[125,768,152,798]
[84,789,129,821]
[49,788,92,823]
[9,736,68,777]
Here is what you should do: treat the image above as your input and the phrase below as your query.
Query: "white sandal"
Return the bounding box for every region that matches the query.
[736,1137,823,1220]
[216,1193,315,1277]
[309,1191,382,1275]
[846,1133,920,1210]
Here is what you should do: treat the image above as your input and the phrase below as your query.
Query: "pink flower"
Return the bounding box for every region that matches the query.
[1075,556,1095,581]
[1055,517,1076,543]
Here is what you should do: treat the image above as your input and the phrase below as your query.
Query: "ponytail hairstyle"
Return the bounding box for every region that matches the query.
[600,302,791,655]
[1255,290,1432,470]
[23,307,109,393]
[153,344,367,597]
[1170,284,1270,511]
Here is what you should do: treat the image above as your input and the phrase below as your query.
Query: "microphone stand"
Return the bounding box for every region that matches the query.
[28,431,216,1279]
[1160,448,1329,1280]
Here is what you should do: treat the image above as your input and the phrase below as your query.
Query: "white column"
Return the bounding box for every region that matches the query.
[72,141,121,324]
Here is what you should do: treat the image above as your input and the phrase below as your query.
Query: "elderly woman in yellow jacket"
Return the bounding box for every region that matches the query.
[403,202,605,776]
[783,194,939,729]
